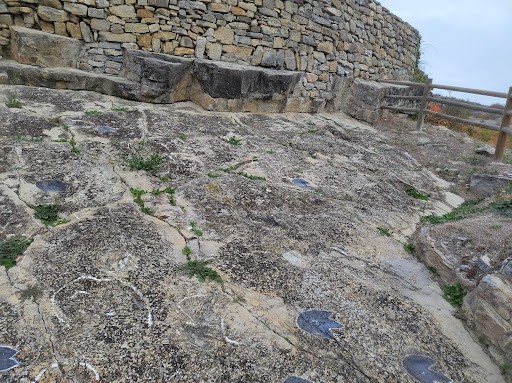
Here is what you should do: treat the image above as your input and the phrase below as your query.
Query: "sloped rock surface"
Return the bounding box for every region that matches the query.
[0,85,504,382]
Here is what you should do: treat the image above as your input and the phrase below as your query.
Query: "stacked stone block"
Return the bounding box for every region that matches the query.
[0,0,420,101]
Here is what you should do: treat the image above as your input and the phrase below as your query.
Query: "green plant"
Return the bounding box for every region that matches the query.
[189,221,203,237]
[207,172,220,178]
[490,199,512,216]
[463,155,487,166]
[85,110,102,116]
[442,283,466,307]
[412,37,428,83]
[405,187,429,201]
[238,173,266,181]
[0,237,32,269]
[403,243,416,254]
[14,135,43,142]
[378,227,393,237]
[130,187,146,205]
[34,204,65,226]
[427,266,439,276]
[500,363,511,377]
[177,133,187,141]
[151,187,176,205]
[126,151,163,175]
[6,91,22,108]
[180,258,223,283]
[421,200,485,224]
[140,206,152,215]
[111,107,128,112]
[226,136,242,146]
[182,246,192,257]
[220,164,242,173]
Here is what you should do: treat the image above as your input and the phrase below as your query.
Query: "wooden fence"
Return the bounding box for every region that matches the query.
[378,79,512,162]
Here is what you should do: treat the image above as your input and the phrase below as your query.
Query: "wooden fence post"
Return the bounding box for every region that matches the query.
[416,78,433,131]
[494,86,512,162]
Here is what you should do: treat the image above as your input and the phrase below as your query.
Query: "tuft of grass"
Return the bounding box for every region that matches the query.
[405,187,429,201]
[377,227,393,237]
[182,246,192,257]
[238,173,266,181]
[85,110,102,116]
[177,133,187,141]
[501,363,511,377]
[207,172,220,178]
[421,200,485,224]
[15,135,44,142]
[427,266,439,276]
[126,152,163,175]
[34,204,66,226]
[0,237,32,269]
[442,283,466,307]
[463,155,487,167]
[403,243,416,254]
[226,136,242,146]
[140,206,152,215]
[6,91,22,108]
[189,221,203,237]
[490,199,512,217]
[219,164,242,173]
[111,107,128,112]
[151,187,176,205]
[180,258,223,283]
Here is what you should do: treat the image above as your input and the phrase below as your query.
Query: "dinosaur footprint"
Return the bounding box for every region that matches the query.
[284,377,311,383]
[296,310,342,339]
[403,355,452,383]
[0,346,19,372]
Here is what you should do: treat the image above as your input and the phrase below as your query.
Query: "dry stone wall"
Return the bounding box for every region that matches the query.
[0,0,420,103]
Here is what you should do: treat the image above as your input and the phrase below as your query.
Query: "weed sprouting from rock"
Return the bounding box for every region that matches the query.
[421,201,485,224]
[405,187,429,201]
[34,204,67,226]
[403,243,416,254]
[0,237,32,269]
[6,91,22,108]
[442,283,466,307]
[126,143,163,175]
[377,227,393,237]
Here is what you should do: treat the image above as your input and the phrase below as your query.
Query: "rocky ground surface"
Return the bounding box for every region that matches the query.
[0,85,508,382]
[377,112,512,382]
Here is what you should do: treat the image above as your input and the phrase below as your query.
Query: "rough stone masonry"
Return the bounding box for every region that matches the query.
[0,0,420,105]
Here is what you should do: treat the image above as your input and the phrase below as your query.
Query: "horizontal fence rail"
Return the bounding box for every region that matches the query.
[378,79,512,161]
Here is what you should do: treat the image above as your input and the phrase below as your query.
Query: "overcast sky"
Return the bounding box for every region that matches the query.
[378,0,511,106]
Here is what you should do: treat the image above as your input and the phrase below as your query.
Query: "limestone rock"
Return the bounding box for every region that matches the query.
[470,174,512,196]
[464,273,512,366]
[10,26,81,68]
[37,5,69,22]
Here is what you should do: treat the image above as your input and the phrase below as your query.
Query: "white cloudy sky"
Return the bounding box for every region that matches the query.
[378,0,511,105]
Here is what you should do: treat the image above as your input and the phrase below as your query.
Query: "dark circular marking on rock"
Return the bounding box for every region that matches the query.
[403,355,452,383]
[296,310,342,339]
[0,346,19,372]
[292,178,314,189]
[96,125,117,134]
[36,180,67,193]
[284,377,311,383]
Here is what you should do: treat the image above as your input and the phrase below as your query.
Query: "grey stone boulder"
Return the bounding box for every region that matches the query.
[475,146,495,157]
[120,49,193,103]
[10,26,82,68]
[463,273,512,366]
[469,174,512,196]
[191,59,302,100]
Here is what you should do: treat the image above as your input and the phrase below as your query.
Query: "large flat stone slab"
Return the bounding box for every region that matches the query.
[10,26,82,69]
